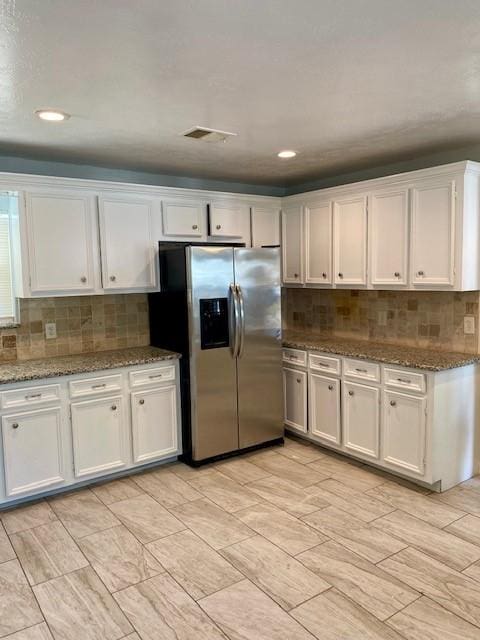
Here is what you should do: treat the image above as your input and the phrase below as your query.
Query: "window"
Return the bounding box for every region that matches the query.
[0,193,19,326]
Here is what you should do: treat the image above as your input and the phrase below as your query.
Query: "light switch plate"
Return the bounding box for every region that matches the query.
[464,316,475,335]
[45,322,57,339]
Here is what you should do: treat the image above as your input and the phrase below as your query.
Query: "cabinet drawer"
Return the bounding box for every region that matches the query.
[309,353,341,377]
[129,365,176,388]
[344,358,380,383]
[0,384,61,410]
[69,374,123,399]
[282,348,307,368]
[384,367,426,394]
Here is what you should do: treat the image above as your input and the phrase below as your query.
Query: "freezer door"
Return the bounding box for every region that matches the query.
[188,246,239,461]
[234,248,283,448]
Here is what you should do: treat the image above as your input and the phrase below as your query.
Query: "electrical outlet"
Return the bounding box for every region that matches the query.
[45,322,57,340]
[378,310,387,326]
[464,316,475,335]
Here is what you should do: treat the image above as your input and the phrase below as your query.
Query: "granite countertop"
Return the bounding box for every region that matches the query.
[283,331,480,372]
[0,346,180,385]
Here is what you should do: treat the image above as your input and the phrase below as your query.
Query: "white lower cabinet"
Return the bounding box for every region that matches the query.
[131,386,177,463]
[343,381,380,459]
[71,395,128,478]
[2,407,65,497]
[309,373,340,445]
[282,367,307,434]
[382,390,426,475]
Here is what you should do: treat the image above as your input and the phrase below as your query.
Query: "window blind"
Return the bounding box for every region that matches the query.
[0,199,16,325]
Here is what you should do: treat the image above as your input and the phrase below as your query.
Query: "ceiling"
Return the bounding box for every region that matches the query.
[1,0,480,187]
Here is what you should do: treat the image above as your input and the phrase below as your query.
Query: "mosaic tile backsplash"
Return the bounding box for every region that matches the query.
[0,294,150,362]
[283,288,480,354]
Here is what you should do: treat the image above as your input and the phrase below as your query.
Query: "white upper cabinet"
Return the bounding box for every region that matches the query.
[24,191,100,296]
[208,202,250,242]
[305,201,332,285]
[369,188,409,287]
[411,180,455,287]
[333,196,367,286]
[161,199,205,238]
[99,195,157,292]
[251,206,280,247]
[282,205,304,284]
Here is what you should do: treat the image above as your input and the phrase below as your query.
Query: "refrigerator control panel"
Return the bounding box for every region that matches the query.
[199,298,229,349]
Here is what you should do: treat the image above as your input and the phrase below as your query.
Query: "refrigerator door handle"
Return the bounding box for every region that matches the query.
[229,283,240,358]
[237,284,246,358]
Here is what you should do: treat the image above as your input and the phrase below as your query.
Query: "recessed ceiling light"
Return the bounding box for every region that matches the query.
[35,109,70,122]
[277,150,296,158]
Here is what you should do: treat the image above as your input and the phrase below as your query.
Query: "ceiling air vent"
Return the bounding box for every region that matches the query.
[181,126,237,143]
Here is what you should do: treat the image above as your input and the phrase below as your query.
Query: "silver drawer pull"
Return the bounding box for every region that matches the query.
[390,400,397,407]
[139,398,145,405]
[348,390,354,396]
[192,224,198,230]
[397,377,412,384]
[92,383,107,389]
[316,362,329,368]
[328,384,334,391]
[12,422,19,429]
[148,374,164,379]
[355,368,368,373]
[25,393,42,400]
[111,405,117,411]
[296,378,302,383]
[216,224,222,230]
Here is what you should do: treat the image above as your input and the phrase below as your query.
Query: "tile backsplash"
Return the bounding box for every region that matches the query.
[283,288,480,354]
[0,294,150,362]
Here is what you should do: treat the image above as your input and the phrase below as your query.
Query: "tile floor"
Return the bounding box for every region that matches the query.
[1,436,480,639]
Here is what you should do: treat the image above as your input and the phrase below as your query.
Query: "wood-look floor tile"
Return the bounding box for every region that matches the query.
[463,560,480,583]
[121,634,140,640]
[90,478,143,505]
[307,453,364,476]
[387,595,480,639]
[379,547,480,627]
[1,502,57,535]
[187,470,261,513]
[277,439,326,464]
[250,453,328,487]
[297,540,419,621]
[246,475,330,517]
[445,514,480,547]
[373,510,480,571]
[169,462,217,481]
[78,525,163,592]
[108,494,185,544]
[0,559,43,638]
[309,459,385,492]
[114,573,227,640]
[367,482,465,527]
[430,485,480,516]
[313,479,394,522]
[220,534,329,610]
[234,502,326,555]
[213,458,271,485]
[147,529,243,600]
[302,506,407,563]
[6,623,54,639]
[33,566,132,640]
[290,588,405,640]
[10,521,88,586]
[49,490,120,540]
[0,521,15,563]
[198,579,315,640]
[132,469,201,508]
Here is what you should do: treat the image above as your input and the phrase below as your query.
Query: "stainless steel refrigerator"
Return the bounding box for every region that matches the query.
[149,243,283,464]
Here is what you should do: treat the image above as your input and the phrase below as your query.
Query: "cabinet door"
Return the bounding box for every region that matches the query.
[25,191,99,295]
[162,200,204,238]
[305,201,333,284]
[383,390,426,475]
[309,373,340,445]
[411,180,455,286]
[2,407,65,497]
[131,386,178,464]
[281,206,304,284]
[71,395,128,478]
[99,196,157,291]
[333,196,367,285]
[343,381,379,459]
[369,189,409,286]
[208,203,245,238]
[251,206,280,248]
[283,367,307,433]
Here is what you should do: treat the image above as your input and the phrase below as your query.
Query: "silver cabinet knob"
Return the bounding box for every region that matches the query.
[80,276,87,283]
[417,270,424,277]
[139,399,145,405]
[390,400,397,407]
[322,272,327,279]
[110,275,116,282]
[12,422,19,429]
[348,390,354,396]
[296,378,302,383]
[338,272,343,278]
[216,224,221,230]
[294,273,299,278]
[394,272,400,278]
[111,404,117,411]
[192,224,198,230]
[328,384,334,391]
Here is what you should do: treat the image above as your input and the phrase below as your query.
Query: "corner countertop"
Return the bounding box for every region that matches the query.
[282,331,480,372]
[0,346,180,385]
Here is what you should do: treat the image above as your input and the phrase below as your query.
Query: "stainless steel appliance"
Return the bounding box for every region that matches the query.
[149,243,283,463]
